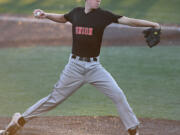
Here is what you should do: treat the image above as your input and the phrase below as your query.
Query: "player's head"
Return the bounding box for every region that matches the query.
[85,0,101,9]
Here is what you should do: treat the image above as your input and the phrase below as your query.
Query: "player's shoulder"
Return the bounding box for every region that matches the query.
[98,8,112,13]
[97,8,115,16]
[99,8,123,18]
[76,6,84,10]
[72,7,84,12]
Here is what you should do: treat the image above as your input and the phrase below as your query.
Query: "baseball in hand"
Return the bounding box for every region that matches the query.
[35,11,41,17]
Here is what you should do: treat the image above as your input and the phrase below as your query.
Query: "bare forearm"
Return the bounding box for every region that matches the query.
[118,16,160,29]
[45,13,67,23]
[33,9,67,23]
[127,18,159,28]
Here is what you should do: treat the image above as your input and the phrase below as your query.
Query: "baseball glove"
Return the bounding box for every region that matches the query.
[143,27,161,48]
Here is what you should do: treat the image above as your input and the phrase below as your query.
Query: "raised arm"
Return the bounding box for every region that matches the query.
[33,9,67,23]
[118,16,160,29]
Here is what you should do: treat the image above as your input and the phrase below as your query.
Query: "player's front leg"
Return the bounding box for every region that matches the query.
[0,113,25,135]
[0,59,84,135]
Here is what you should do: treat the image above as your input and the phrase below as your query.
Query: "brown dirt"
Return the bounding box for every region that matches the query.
[0,116,180,135]
[0,15,180,48]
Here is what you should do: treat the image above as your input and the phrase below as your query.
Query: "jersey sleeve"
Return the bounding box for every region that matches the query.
[64,8,77,23]
[104,10,123,25]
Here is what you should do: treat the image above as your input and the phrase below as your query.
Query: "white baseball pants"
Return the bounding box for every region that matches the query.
[22,54,139,130]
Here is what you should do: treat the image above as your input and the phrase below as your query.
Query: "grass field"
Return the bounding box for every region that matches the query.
[0,0,180,24]
[0,46,180,121]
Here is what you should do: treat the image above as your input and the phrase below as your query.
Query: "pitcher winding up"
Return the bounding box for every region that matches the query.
[0,0,161,135]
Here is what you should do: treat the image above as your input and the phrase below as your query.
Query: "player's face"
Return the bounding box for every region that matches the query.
[86,0,101,9]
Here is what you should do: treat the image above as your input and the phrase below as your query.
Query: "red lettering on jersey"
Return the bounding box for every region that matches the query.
[84,28,88,35]
[79,27,82,34]
[76,27,79,34]
[75,26,93,36]
[82,27,85,35]
[88,28,93,36]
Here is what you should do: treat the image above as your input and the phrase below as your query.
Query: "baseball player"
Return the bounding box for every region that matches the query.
[0,0,161,135]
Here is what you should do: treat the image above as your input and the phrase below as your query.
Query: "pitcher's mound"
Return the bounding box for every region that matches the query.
[0,116,180,135]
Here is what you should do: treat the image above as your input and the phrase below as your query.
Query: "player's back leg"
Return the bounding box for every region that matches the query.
[86,63,139,133]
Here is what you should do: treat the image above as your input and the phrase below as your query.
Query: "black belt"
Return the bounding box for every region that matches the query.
[71,54,97,62]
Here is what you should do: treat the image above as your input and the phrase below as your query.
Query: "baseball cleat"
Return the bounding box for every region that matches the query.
[2,113,26,135]
[0,130,5,135]
[128,126,139,135]
[0,130,9,135]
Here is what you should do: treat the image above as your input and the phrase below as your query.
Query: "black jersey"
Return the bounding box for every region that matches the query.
[64,7,122,57]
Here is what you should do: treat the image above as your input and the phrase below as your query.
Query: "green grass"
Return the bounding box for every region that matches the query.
[0,46,180,121]
[0,0,180,24]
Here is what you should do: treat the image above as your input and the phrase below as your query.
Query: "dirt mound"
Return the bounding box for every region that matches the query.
[0,15,180,47]
[0,116,180,135]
